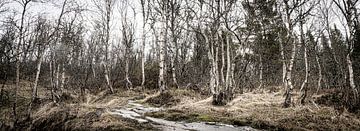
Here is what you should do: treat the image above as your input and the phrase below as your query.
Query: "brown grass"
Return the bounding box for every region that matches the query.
[147,88,360,130]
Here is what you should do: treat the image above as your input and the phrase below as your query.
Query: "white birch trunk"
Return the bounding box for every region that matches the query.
[32,50,44,99]
[171,55,178,88]
[300,23,308,104]
[125,52,133,89]
[279,38,286,88]
[347,53,358,97]
[284,38,297,107]
[221,37,225,86]
[103,62,114,93]
[225,36,231,92]
[316,51,322,93]
[158,15,166,93]
[215,46,220,93]
[141,27,146,87]
[206,35,216,95]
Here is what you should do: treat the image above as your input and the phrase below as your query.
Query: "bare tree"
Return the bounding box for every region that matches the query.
[93,0,115,93]
[332,0,359,102]
[140,0,150,87]
[118,0,135,89]
[278,0,316,108]
[12,0,34,124]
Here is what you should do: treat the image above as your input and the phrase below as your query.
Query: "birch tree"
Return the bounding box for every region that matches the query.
[93,0,115,93]
[119,0,135,89]
[332,0,359,103]
[278,0,316,108]
[140,0,150,87]
[12,0,33,123]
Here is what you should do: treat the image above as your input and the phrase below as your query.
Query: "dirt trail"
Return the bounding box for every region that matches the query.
[108,100,257,131]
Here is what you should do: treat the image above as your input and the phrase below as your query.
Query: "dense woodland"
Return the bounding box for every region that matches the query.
[0,0,360,130]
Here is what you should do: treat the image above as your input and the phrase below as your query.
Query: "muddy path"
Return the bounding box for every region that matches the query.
[108,100,257,131]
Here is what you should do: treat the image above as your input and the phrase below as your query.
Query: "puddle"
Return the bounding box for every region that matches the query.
[109,100,257,131]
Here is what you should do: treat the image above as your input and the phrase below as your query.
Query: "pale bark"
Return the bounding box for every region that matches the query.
[158,39,166,93]
[221,36,225,85]
[316,50,322,94]
[103,0,114,93]
[103,63,114,93]
[125,52,133,89]
[284,40,296,107]
[171,56,178,88]
[140,0,147,87]
[225,35,232,92]
[158,16,166,93]
[215,46,220,93]
[224,34,234,102]
[300,21,308,104]
[141,28,146,87]
[279,37,286,89]
[332,0,359,103]
[347,53,358,98]
[205,34,216,95]
[32,50,44,99]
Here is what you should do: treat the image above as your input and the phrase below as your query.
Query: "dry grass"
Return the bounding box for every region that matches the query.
[148,88,360,130]
[0,81,156,130]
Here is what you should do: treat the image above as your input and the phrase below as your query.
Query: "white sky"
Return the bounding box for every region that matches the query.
[0,0,147,50]
[0,0,359,50]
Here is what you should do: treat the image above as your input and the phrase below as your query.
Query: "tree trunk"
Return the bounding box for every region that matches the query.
[141,26,146,87]
[158,16,166,93]
[27,50,43,118]
[279,35,286,89]
[225,35,233,101]
[300,22,308,104]
[316,51,322,94]
[125,51,133,90]
[284,40,297,108]
[103,63,114,93]
[29,48,45,115]
[171,55,178,88]
[221,37,225,86]
[347,53,358,98]
[14,1,30,123]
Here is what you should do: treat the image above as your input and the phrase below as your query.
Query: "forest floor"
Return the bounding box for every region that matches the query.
[1,80,360,130]
[145,87,360,130]
[0,80,156,130]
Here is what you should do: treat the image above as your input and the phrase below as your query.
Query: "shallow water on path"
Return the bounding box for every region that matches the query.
[109,100,257,131]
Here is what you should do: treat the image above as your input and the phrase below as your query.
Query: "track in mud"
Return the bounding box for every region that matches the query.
[109,100,257,131]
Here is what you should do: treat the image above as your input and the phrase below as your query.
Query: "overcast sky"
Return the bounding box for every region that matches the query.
[0,0,146,48]
[1,0,359,49]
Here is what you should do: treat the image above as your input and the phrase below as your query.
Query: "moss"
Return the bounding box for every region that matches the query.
[196,115,216,122]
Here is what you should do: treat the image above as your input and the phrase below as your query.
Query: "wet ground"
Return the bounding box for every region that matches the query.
[109,100,257,131]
